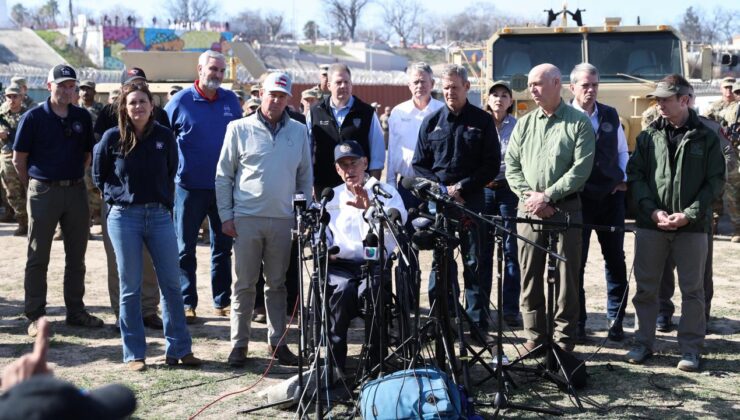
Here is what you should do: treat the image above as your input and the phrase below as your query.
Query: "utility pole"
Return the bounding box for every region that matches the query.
[67,0,74,47]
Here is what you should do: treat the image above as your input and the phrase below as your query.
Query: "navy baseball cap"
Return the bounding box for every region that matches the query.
[121,67,147,85]
[0,376,137,420]
[334,140,365,162]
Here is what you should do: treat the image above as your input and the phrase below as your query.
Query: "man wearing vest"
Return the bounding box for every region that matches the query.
[308,63,386,194]
[569,63,629,343]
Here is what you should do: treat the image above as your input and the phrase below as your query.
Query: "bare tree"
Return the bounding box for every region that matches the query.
[324,0,371,41]
[265,13,284,41]
[381,0,419,48]
[165,0,216,24]
[231,10,269,43]
[678,6,740,45]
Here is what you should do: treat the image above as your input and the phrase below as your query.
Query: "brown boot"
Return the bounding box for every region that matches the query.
[268,344,300,366]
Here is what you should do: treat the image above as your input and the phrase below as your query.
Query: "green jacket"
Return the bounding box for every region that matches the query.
[627,109,725,233]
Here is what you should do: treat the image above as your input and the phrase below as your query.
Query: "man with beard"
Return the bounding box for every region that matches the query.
[165,50,242,323]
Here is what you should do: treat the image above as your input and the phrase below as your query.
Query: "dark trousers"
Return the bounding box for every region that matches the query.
[24,179,89,320]
[658,232,713,319]
[428,191,488,330]
[480,186,521,318]
[577,191,628,324]
[174,185,233,310]
[326,261,370,369]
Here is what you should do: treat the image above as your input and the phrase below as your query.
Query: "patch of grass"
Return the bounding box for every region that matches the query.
[299,44,350,57]
[35,30,97,68]
[392,48,446,66]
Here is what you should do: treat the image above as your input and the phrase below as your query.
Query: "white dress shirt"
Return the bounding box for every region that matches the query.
[571,101,629,181]
[325,177,408,262]
[385,97,445,185]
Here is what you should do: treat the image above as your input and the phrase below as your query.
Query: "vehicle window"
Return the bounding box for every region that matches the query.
[492,34,583,81]
[588,32,683,81]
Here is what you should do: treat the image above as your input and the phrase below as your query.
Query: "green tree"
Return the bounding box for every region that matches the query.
[11,3,30,26]
[303,20,320,43]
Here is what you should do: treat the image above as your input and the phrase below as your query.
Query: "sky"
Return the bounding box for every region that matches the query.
[8,0,736,39]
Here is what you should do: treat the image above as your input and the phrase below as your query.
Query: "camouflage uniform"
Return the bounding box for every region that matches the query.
[0,105,28,230]
[80,101,105,224]
[702,99,734,124]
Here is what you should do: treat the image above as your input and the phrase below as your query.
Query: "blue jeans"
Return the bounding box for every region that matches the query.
[428,191,488,330]
[174,185,233,310]
[578,191,628,324]
[107,204,193,362]
[481,186,521,317]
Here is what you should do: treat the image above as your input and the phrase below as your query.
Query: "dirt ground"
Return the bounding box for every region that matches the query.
[0,216,739,419]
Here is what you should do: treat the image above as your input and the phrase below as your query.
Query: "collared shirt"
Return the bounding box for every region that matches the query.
[165,83,242,189]
[215,111,313,221]
[306,95,386,171]
[386,97,445,185]
[256,109,286,137]
[93,123,178,208]
[494,114,516,181]
[412,100,500,192]
[14,99,95,181]
[505,100,595,202]
[325,177,407,262]
[571,101,628,181]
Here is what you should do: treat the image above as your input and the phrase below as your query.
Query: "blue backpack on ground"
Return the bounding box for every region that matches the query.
[359,367,464,419]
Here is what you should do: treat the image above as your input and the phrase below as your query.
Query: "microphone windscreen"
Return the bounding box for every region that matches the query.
[321,187,334,201]
[400,177,417,191]
[388,208,402,223]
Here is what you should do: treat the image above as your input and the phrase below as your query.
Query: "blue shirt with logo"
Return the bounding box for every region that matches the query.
[92,123,178,208]
[164,84,241,190]
[13,99,95,181]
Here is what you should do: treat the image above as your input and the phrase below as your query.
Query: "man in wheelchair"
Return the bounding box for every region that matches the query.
[323,141,407,373]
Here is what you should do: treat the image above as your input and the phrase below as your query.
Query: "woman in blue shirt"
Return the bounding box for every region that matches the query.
[93,84,202,371]
[482,81,522,328]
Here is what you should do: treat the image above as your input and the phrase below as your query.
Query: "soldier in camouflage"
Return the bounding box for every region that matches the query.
[718,82,740,242]
[78,80,104,227]
[10,77,37,110]
[702,77,736,124]
[0,84,28,235]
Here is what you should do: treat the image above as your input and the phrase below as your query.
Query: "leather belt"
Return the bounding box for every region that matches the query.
[32,177,84,187]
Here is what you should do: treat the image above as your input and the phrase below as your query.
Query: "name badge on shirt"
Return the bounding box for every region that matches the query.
[319,120,330,126]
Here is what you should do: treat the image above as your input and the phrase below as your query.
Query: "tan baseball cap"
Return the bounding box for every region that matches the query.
[720,77,736,88]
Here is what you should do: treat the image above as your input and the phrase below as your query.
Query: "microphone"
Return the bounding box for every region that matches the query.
[387,208,407,235]
[319,187,334,212]
[400,177,455,204]
[363,205,377,223]
[408,207,434,230]
[363,231,379,261]
[372,183,392,199]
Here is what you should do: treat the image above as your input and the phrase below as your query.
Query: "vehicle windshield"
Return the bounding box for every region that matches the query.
[587,32,683,81]
[492,34,582,82]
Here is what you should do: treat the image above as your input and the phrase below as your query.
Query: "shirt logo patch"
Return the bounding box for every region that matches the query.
[156,141,164,150]
[601,122,614,133]
[224,105,233,117]
[319,120,330,126]
[72,121,83,133]
[339,144,352,153]
[353,118,361,128]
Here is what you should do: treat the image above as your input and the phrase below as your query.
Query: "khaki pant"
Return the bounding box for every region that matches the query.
[517,200,582,346]
[101,203,160,317]
[633,228,706,354]
[25,179,89,319]
[231,216,292,348]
